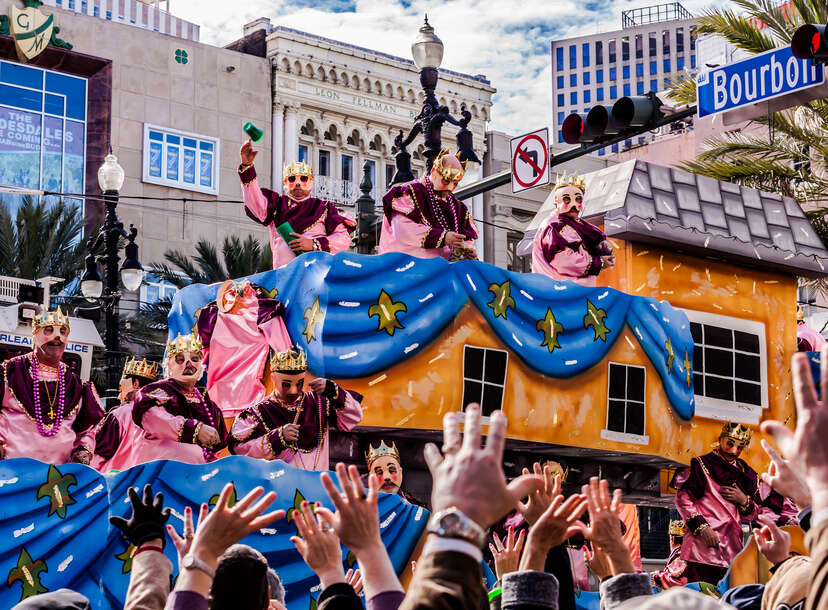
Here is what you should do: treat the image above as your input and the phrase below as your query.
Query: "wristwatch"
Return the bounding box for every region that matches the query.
[427,507,486,548]
[181,553,216,578]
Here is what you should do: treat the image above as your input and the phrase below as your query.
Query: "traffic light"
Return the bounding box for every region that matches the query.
[561,93,664,146]
[791,24,828,64]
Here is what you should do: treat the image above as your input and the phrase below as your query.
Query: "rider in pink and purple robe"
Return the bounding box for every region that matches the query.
[196,280,291,418]
[798,308,827,352]
[228,347,362,471]
[0,308,103,465]
[532,173,615,286]
[238,140,355,269]
[130,334,227,465]
[92,357,159,472]
[380,149,478,261]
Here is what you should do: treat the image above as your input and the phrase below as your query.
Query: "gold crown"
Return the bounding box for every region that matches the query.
[554,171,586,193]
[669,520,687,536]
[720,422,752,445]
[270,347,308,373]
[123,357,158,381]
[365,440,400,467]
[32,307,69,332]
[283,160,313,180]
[166,333,204,356]
[434,148,467,183]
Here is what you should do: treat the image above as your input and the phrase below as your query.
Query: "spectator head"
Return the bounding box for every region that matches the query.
[209,544,269,610]
[267,568,285,604]
[11,588,91,609]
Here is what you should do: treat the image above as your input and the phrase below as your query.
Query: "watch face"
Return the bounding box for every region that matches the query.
[441,512,461,532]
[183,555,194,568]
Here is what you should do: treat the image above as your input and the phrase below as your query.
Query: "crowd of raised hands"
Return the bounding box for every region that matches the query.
[14,346,828,610]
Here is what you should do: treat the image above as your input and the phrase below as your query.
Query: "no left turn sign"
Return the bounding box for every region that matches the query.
[510,128,550,194]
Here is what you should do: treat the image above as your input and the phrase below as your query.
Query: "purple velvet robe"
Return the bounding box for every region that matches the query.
[536,213,607,277]
[0,353,104,463]
[381,179,477,250]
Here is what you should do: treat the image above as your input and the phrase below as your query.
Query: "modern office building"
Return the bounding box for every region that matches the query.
[550,2,697,155]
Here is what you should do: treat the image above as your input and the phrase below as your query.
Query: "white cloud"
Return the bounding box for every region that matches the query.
[170,0,721,136]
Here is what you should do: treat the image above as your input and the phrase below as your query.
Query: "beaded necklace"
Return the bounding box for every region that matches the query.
[30,353,66,437]
[424,176,459,233]
[185,387,217,462]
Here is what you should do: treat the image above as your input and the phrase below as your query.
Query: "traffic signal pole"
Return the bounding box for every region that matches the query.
[454,104,697,201]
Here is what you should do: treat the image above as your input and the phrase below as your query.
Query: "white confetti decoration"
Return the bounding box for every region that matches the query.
[396,261,415,272]
[86,483,104,498]
[338,301,360,308]
[368,374,387,386]
[565,359,578,366]
[404,343,419,354]
[339,351,358,360]
[598,290,609,300]
[259,528,278,535]
[268,469,285,480]
[0,477,19,487]
[511,333,523,347]
[465,274,476,291]
[57,556,73,572]
[13,524,34,538]
[415,507,424,521]
[200,469,219,482]
[380,512,397,529]
[519,290,534,301]
[418,293,434,303]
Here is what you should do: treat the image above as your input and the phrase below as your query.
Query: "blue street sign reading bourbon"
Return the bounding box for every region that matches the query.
[696,45,824,118]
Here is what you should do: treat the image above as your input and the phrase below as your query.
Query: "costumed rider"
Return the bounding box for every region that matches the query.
[0,308,103,464]
[196,280,291,418]
[228,347,363,471]
[653,423,761,588]
[380,148,479,261]
[238,140,355,269]
[364,440,423,506]
[532,172,615,286]
[131,333,227,464]
[797,307,827,352]
[92,357,159,472]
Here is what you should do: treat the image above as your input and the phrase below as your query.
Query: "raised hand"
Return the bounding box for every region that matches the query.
[760,439,812,509]
[110,484,171,548]
[753,514,791,565]
[519,492,587,571]
[317,463,381,556]
[573,478,635,576]
[424,404,544,529]
[240,139,258,165]
[517,462,562,526]
[345,569,363,596]
[291,500,345,589]
[490,527,526,579]
[585,544,612,580]
[167,503,210,568]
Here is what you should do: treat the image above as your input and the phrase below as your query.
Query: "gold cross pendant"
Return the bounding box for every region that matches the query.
[48,407,55,420]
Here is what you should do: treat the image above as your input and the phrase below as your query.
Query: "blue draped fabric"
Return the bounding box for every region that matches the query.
[168,253,695,420]
[0,457,427,609]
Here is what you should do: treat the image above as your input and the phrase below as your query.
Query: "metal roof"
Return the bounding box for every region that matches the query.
[519,160,828,278]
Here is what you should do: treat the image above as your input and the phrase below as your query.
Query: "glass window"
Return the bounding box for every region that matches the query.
[556,75,564,88]
[691,54,696,68]
[557,111,565,124]
[582,42,590,67]
[610,85,617,98]
[596,69,604,83]
[462,345,508,416]
[365,159,376,185]
[610,67,617,81]
[596,40,603,65]
[690,27,697,50]
[611,143,619,153]
[0,60,87,217]
[569,45,576,69]
[140,275,178,305]
[556,47,564,71]
[650,60,657,75]
[662,30,671,55]
[385,164,395,188]
[609,40,616,63]
[663,58,671,72]
[143,124,220,194]
[650,79,658,91]
[298,144,308,163]
[570,73,577,87]
[341,154,353,181]
[622,36,629,61]
[584,90,591,103]
[637,81,644,94]
[318,150,330,176]
[649,32,657,57]
[596,88,604,101]
[570,91,577,105]
[557,93,564,106]
[605,363,646,438]
[623,83,630,96]
[598,148,605,156]
[636,63,643,77]
[557,130,563,143]
[584,72,590,85]
[623,65,630,79]
[677,56,685,71]
[635,34,643,59]
[676,27,684,53]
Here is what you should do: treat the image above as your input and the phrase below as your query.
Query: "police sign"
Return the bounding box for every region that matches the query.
[696,45,824,118]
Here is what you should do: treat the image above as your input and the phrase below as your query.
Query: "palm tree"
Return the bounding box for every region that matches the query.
[665,0,828,289]
[124,235,273,355]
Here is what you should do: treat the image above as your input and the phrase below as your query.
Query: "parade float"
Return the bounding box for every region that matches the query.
[1,160,827,608]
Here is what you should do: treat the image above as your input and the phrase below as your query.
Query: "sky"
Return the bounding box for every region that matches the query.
[170,0,722,137]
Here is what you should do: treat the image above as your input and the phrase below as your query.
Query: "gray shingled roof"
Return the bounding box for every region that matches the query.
[518,160,828,279]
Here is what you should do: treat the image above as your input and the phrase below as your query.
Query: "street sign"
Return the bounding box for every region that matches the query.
[510,128,549,194]
[696,45,824,118]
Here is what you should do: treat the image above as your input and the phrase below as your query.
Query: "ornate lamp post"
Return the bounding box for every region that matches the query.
[392,16,480,185]
[80,151,144,401]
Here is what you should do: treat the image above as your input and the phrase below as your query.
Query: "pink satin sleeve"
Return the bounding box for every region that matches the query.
[333,392,363,432]
[241,180,269,224]
[326,223,353,255]
[674,487,699,522]
[141,406,187,441]
[259,317,292,354]
[74,428,96,453]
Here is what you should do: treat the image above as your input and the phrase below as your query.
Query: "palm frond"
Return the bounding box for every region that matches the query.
[665,70,698,105]
[695,9,778,54]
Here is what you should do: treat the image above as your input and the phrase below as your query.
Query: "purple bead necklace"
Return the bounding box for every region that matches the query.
[30,353,66,437]
[189,388,217,462]
[424,176,459,232]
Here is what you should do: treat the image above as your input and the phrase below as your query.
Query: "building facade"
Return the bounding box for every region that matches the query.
[551,2,697,156]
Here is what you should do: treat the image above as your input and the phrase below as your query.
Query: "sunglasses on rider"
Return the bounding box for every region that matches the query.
[287,176,309,183]
[562,194,583,204]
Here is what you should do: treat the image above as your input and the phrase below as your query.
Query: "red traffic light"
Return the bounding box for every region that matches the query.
[562,107,610,144]
[792,24,828,61]
[561,113,586,145]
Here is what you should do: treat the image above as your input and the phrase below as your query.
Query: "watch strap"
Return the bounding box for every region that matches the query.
[182,553,216,578]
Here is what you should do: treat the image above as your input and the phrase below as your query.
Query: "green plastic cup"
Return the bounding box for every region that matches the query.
[276,221,303,255]
[243,121,264,142]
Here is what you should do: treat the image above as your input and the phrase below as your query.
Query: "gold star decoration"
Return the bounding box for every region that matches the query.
[7,547,48,601]
[36,465,77,519]
[114,538,136,575]
[665,336,675,373]
[368,290,407,336]
[583,299,611,342]
[683,349,692,388]
[487,281,516,320]
[537,308,564,353]
[303,297,324,343]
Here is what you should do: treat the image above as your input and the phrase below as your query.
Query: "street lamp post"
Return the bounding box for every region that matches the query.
[392,16,480,184]
[80,152,144,402]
